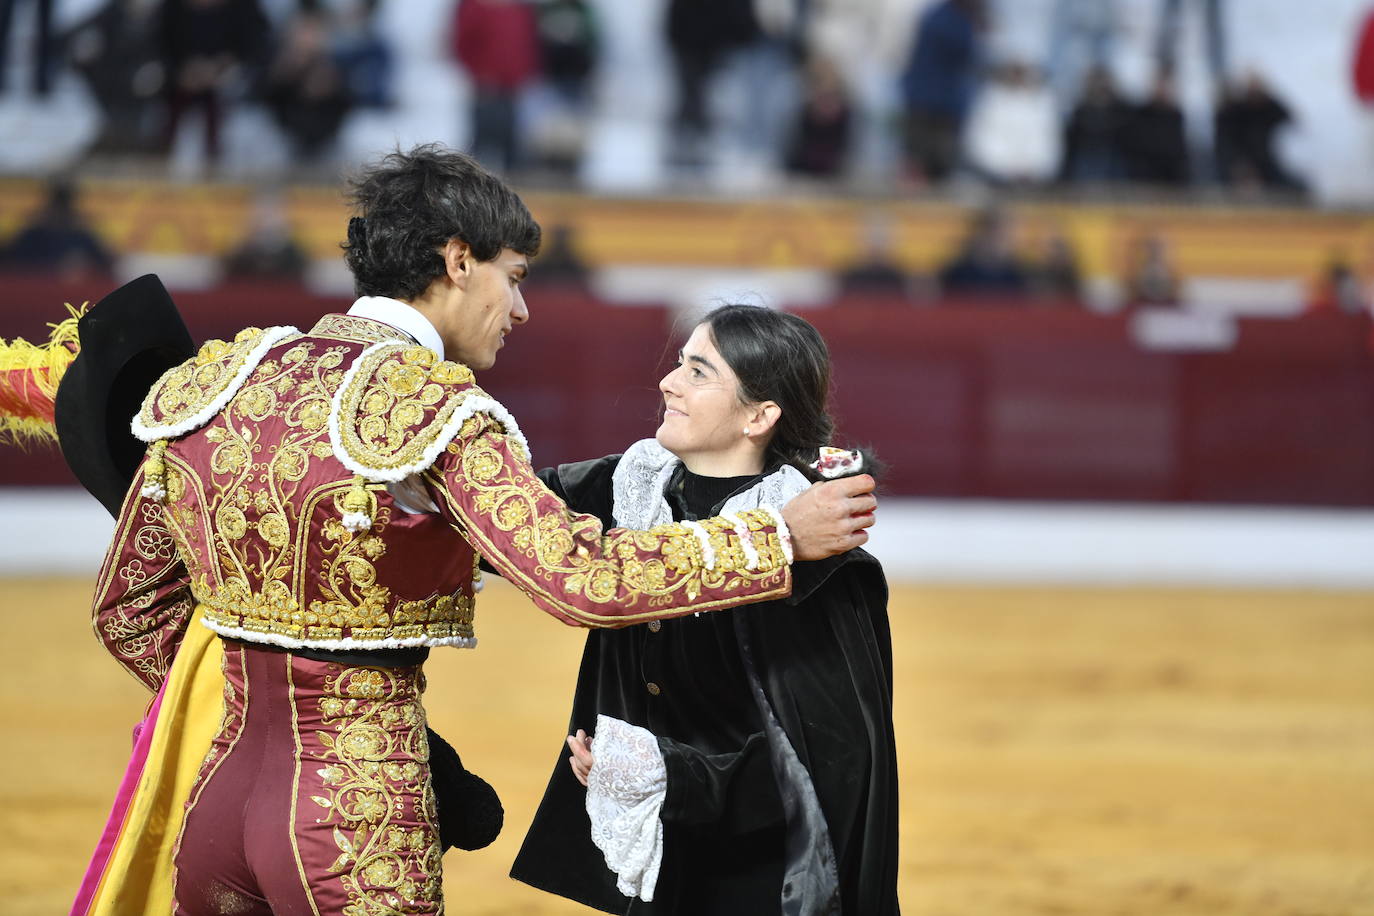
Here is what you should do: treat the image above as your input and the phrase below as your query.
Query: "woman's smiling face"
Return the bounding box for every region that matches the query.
[655,323,753,465]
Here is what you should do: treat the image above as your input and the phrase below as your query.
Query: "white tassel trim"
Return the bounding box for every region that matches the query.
[328,341,532,484]
[757,504,793,564]
[199,615,478,650]
[720,512,759,571]
[140,480,167,501]
[681,520,715,572]
[341,511,373,533]
[132,325,300,442]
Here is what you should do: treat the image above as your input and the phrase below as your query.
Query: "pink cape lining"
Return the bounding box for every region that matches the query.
[70,684,166,915]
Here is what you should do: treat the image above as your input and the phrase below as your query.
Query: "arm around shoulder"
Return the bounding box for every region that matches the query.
[427,414,793,627]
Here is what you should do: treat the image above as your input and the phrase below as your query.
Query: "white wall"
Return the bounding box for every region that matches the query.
[5,488,1371,588]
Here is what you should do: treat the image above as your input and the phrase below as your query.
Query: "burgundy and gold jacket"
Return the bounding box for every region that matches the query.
[92,315,793,691]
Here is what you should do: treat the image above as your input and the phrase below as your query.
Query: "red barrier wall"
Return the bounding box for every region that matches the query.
[3,274,1371,506]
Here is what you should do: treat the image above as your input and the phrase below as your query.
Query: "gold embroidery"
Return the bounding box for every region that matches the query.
[138,328,273,432]
[310,666,441,914]
[444,425,787,621]
[173,644,251,906]
[94,475,194,689]
[310,315,415,345]
[147,334,476,649]
[194,574,475,646]
[334,343,485,476]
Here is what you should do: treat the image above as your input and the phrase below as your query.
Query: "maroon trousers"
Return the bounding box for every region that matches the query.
[173,640,443,914]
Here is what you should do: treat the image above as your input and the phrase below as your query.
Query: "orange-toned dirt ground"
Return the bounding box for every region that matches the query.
[2,577,1371,915]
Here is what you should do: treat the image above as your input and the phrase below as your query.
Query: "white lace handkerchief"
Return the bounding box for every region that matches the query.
[586,713,668,902]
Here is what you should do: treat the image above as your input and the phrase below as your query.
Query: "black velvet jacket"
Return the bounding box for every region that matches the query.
[510,456,900,915]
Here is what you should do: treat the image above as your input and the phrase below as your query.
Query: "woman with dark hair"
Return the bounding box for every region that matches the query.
[512,305,900,915]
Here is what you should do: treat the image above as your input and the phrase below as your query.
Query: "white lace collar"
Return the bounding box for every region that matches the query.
[611,438,810,529]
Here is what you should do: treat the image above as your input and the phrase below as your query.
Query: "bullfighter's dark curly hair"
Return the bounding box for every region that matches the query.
[342,144,541,300]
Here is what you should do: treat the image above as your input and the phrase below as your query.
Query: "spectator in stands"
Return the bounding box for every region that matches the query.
[938,207,1029,299]
[1124,71,1190,186]
[0,0,54,97]
[527,0,597,174]
[452,0,540,173]
[963,59,1060,186]
[1027,231,1083,302]
[64,0,164,154]
[1308,254,1366,315]
[717,0,806,179]
[899,0,986,184]
[220,191,308,282]
[1046,0,1123,109]
[536,0,595,103]
[785,54,852,178]
[837,211,909,298]
[331,0,394,109]
[0,179,114,277]
[1214,70,1304,192]
[159,0,270,165]
[664,0,760,169]
[1156,0,1227,86]
[1123,233,1181,307]
[1354,4,1374,108]
[1060,64,1129,184]
[261,4,353,161]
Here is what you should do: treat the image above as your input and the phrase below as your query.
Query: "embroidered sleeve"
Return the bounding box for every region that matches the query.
[90,460,195,692]
[586,714,666,903]
[426,415,792,627]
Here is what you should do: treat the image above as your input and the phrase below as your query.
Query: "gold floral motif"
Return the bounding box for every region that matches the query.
[216,504,248,540]
[166,466,187,503]
[91,462,197,692]
[139,328,268,432]
[273,445,309,481]
[333,343,485,475]
[429,363,471,386]
[442,428,788,623]
[310,665,441,914]
[380,362,425,397]
[283,343,312,364]
[260,512,290,548]
[115,325,487,654]
[295,398,330,432]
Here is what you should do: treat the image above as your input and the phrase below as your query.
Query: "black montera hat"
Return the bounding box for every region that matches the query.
[53,274,194,518]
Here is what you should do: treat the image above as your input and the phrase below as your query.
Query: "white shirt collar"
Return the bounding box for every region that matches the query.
[346,296,445,360]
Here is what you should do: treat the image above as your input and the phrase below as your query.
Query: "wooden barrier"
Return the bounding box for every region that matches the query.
[3,275,1371,506]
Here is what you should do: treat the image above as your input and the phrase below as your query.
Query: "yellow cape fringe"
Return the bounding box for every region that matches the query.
[0,303,87,447]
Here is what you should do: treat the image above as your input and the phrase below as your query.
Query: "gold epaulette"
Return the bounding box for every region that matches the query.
[132,325,300,443]
[328,342,530,488]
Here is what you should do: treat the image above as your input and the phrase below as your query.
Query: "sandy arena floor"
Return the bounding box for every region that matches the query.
[1,577,1371,914]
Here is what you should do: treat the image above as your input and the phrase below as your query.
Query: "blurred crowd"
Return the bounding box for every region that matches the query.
[902,0,1303,194]
[0,0,596,171]
[2,0,393,163]
[8,173,1366,320]
[1,0,1369,316]
[0,0,1315,195]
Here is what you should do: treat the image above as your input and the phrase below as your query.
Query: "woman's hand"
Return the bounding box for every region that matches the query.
[782,473,877,560]
[567,729,594,787]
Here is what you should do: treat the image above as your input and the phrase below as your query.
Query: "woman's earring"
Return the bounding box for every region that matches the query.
[742,427,750,436]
